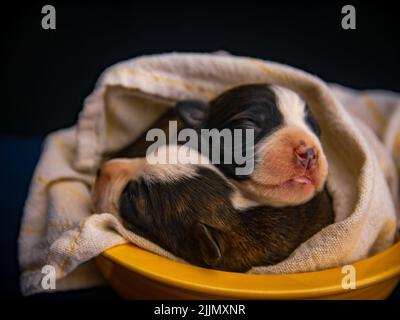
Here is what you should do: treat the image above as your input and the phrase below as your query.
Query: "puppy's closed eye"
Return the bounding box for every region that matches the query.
[120,180,153,232]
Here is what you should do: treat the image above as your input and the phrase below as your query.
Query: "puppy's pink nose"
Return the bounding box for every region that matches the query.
[294,144,317,169]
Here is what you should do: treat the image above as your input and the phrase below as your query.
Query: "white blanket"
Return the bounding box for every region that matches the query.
[18,52,400,295]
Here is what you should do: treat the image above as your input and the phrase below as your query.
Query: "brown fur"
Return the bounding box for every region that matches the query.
[115,165,334,272]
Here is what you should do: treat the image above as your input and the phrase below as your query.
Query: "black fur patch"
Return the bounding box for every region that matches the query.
[206,85,283,180]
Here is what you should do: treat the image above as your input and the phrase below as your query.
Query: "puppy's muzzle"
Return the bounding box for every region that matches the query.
[92,158,146,214]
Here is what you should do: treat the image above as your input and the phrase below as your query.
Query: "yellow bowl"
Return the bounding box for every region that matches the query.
[96,241,400,299]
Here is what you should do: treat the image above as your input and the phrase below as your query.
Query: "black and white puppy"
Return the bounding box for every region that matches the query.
[93,145,333,272]
[175,84,328,207]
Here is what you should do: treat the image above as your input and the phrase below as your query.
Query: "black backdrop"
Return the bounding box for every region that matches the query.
[1,0,400,299]
[1,0,399,136]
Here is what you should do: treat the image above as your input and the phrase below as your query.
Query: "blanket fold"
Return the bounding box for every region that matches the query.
[19,53,400,295]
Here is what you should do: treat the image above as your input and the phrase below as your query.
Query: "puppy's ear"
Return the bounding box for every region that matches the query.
[175,100,208,129]
[194,222,223,267]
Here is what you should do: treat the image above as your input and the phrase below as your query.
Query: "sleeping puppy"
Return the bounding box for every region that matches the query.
[175,84,328,207]
[92,145,333,272]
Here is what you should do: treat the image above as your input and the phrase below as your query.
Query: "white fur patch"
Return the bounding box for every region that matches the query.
[144,144,218,183]
[230,189,260,210]
[272,85,309,131]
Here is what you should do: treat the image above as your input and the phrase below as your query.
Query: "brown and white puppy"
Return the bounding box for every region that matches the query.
[175,84,328,207]
[93,145,333,272]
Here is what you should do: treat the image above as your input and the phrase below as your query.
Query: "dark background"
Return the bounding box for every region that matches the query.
[1,0,399,298]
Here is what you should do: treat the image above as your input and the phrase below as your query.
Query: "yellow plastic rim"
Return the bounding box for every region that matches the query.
[101,241,400,299]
